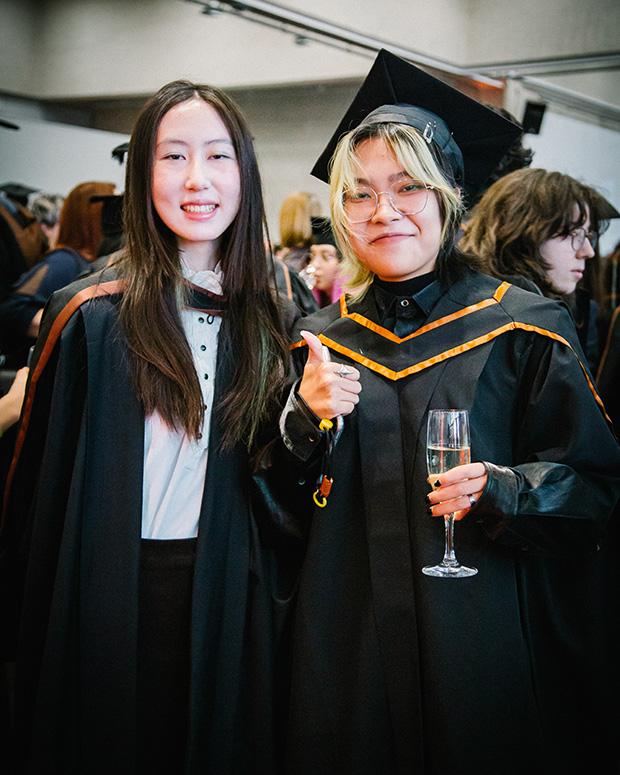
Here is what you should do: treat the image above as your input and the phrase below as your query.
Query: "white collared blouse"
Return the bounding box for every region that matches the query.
[141,265,223,539]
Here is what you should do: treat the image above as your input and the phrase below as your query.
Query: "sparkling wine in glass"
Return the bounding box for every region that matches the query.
[422,409,478,578]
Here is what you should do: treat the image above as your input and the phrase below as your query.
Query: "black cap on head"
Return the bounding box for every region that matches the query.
[311,49,522,201]
[311,216,337,247]
[112,142,130,164]
[0,182,39,207]
[90,194,124,236]
[593,192,620,221]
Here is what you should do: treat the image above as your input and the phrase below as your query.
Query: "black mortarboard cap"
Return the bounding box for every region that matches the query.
[90,194,124,235]
[112,142,130,164]
[311,216,337,247]
[0,182,39,207]
[593,192,620,221]
[311,49,522,201]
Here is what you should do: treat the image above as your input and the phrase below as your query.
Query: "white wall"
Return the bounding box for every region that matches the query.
[0,117,128,197]
[0,82,354,239]
[525,109,620,253]
[232,82,360,242]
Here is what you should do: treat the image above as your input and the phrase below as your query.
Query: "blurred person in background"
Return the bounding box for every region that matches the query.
[0,185,47,300]
[461,168,609,372]
[596,237,620,432]
[0,366,28,501]
[599,237,620,316]
[276,190,321,272]
[0,367,28,440]
[0,180,115,365]
[29,193,64,252]
[306,218,343,308]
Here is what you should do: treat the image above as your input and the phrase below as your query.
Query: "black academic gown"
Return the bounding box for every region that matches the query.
[282,271,620,775]
[0,268,298,774]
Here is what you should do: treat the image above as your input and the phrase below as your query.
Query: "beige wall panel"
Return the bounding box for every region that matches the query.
[0,0,37,94]
[2,0,470,98]
[464,0,620,64]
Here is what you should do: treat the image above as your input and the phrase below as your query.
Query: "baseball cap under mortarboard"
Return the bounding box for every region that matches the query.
[311,49,522,202]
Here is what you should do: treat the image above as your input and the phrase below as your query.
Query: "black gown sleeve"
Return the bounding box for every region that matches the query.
[476,331,620,555]
[0,304,87,657]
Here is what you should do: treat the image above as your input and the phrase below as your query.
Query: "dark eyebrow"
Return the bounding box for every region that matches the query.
[156,138,234,149]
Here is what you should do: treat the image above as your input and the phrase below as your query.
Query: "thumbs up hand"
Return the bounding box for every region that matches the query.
[303,329,331,365]
[298,330,362,420]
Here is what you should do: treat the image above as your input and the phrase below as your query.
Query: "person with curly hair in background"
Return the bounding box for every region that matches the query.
[461,167,610,371]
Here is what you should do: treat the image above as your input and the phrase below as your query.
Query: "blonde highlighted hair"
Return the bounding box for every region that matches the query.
[328,122,469,296]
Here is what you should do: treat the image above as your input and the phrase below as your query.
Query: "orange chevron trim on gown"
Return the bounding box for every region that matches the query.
[335,281,512,344]
[290,281,609,422]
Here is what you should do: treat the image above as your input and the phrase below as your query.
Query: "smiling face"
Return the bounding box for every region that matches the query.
[345,137,443,282]
[151,97,241,270]
[539,205,595,295]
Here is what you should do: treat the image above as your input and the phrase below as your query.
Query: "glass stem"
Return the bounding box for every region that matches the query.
[442,515,458,567]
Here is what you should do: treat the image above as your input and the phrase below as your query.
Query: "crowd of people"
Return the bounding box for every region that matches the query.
[0,49,619,774]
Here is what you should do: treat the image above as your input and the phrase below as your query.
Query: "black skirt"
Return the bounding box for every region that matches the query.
[137,537,196,774]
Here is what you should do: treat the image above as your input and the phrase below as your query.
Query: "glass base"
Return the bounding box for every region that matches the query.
[422,562,478,578]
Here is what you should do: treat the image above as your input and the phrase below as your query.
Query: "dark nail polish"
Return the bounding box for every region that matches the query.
[433,479,441,488]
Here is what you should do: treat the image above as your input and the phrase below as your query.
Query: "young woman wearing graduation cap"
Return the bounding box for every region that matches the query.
[1,81,298,773]
[279,50,620,775]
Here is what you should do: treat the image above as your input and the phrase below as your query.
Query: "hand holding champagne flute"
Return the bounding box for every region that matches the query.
[423,409,480,578]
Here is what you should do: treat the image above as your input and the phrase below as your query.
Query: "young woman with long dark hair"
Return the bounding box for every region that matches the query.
[1,80,293,774]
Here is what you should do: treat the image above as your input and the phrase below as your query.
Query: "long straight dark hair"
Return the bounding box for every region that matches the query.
[118,80,289,449]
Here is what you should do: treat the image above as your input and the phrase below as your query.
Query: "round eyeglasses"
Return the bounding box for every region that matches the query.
[343,178,432,224]
[569,227,598,252]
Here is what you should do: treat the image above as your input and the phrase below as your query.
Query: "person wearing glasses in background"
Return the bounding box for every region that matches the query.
[461,168,610,372]
[276,51,620,775]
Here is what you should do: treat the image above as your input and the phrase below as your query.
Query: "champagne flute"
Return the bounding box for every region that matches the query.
[422,409,478,578]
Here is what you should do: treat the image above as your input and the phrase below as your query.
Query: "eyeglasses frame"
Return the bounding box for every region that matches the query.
[569,226,598,252]
[343,180,435,224]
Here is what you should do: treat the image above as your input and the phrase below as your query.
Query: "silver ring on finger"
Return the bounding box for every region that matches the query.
[468,494,477,507]
[338,363,353,376]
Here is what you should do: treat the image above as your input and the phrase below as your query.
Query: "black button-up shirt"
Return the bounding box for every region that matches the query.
[373,272,442,337]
